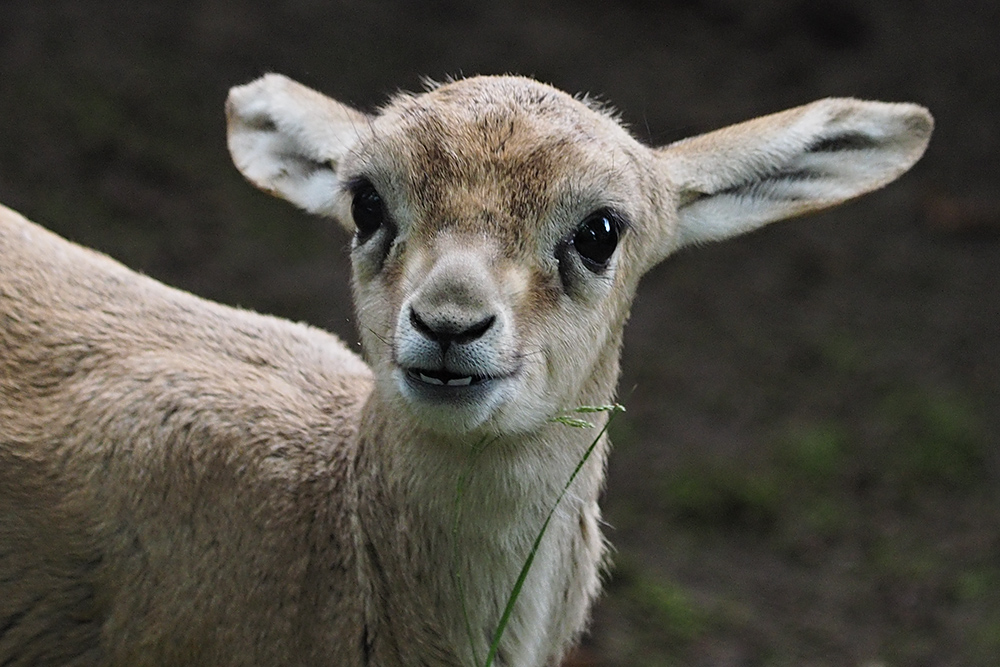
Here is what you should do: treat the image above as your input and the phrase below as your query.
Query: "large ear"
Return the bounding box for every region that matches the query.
[226,74,371,222]
[658,98,933,249]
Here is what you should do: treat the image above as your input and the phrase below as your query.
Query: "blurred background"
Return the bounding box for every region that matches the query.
[1,1,997,664]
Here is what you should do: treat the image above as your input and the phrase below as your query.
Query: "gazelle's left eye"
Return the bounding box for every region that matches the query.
[572,209,623,271]
[351,180,386,244]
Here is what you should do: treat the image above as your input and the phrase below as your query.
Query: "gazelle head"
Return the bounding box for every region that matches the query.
[227,74,932,439]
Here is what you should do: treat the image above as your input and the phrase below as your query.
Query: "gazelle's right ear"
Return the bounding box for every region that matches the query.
[226,74,371,224]
[654,98,933,256]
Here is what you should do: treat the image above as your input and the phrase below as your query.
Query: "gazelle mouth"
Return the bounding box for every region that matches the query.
[405,368,487,388]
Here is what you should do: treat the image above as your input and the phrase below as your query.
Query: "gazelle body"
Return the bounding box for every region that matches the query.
[0,74,931,666]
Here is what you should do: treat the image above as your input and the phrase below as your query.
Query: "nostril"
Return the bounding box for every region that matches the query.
[459,315,495,343]
[408,307,496,345]
[409,308,434,338]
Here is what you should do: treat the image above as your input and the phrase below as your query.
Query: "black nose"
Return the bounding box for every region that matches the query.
[409,307,495,353]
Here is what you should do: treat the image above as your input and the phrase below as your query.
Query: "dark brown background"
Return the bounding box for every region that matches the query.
[1,1,997,665]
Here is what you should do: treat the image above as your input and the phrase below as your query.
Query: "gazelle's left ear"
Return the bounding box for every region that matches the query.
[656,98,933,251]
[226,74,371,228]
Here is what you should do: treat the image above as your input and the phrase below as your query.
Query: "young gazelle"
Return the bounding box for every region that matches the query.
[0,73,931,666]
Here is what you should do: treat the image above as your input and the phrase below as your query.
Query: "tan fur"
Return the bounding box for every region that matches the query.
[1,74,932,666]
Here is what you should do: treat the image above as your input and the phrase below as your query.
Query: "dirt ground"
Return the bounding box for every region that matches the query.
[1,1,998,665]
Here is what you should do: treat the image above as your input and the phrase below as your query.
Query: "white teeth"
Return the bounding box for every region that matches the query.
[418,373,445,386]
[414,372,475,387]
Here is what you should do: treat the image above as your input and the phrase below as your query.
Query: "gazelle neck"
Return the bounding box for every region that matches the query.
[352,378,616,666]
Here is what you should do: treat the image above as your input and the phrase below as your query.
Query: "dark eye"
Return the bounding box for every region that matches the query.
[351,180,385,243]
[572,209,622,271]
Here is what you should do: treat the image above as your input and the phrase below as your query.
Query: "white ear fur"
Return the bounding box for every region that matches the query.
[658,98,934,250]
[226,74,370,221]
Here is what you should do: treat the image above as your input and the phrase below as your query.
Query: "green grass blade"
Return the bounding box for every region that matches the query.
[482,404,624,667]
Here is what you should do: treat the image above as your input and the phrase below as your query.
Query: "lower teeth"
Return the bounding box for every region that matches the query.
[416,372,475,387]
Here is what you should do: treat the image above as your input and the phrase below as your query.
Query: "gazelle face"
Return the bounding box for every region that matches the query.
[337,79,659,435]
[227,72,932,439]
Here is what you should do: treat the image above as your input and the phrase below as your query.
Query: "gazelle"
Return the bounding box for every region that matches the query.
[0,73,931,666]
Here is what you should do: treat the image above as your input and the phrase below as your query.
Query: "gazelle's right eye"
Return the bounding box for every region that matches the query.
[351,180,385,243]
[572,209,624,272]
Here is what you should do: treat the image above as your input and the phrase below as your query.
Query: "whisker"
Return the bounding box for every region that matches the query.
[365,326,393,347]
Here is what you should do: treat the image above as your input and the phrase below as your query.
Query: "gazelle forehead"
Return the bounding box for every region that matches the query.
[389,75,618,129]
[361,76,640,246]
[378,77,605,175]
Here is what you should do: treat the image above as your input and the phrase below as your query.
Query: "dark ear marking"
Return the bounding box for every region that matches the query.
[684,165,829,207]
[679,132,890,211]
[808,132,882,153]
[720,166,827,192]
[246,116,278,133]
[280,153,332,181]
